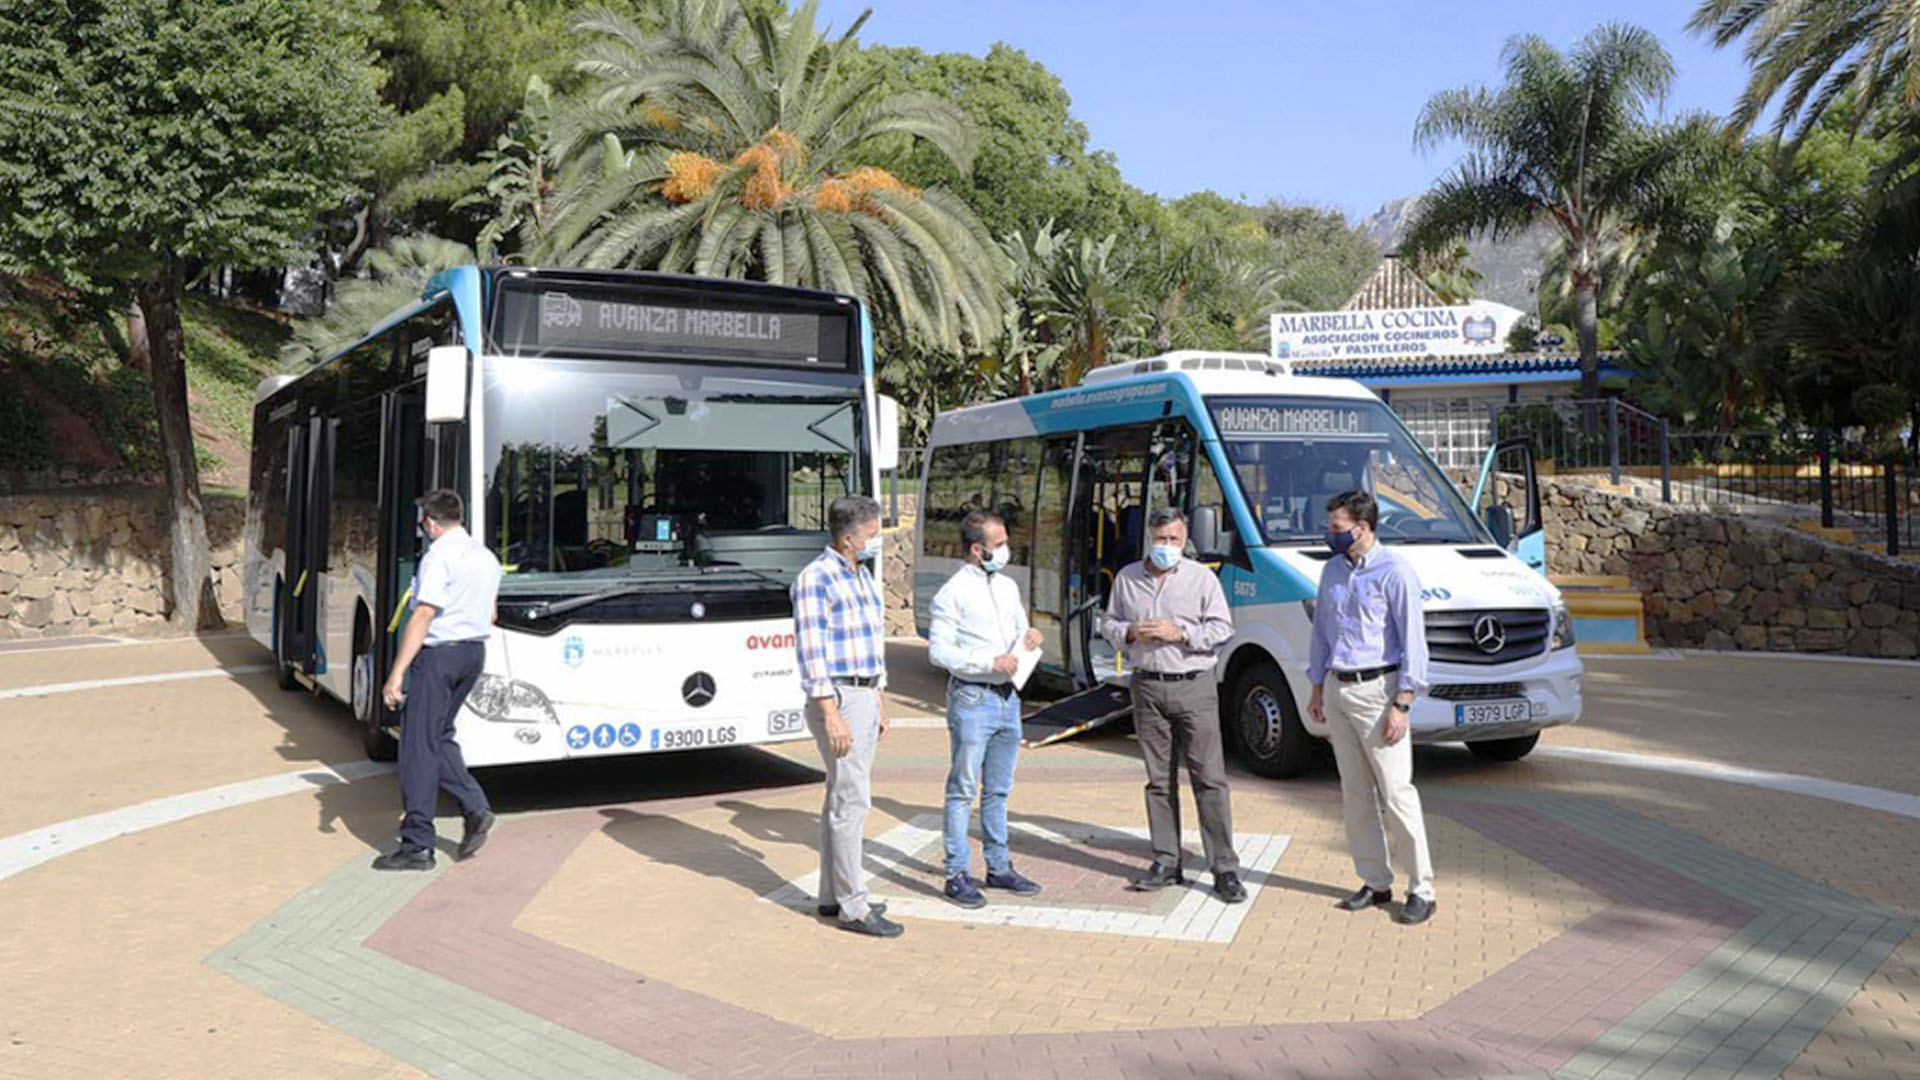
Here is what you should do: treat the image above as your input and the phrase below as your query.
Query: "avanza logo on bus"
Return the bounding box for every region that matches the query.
[747,632,797,651]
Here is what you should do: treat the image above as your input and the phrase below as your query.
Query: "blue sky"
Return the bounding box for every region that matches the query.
[811,0,1756,222]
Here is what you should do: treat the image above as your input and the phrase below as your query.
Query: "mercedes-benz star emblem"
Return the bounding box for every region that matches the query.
[681,671,716,708]
[1472,614,1507,655]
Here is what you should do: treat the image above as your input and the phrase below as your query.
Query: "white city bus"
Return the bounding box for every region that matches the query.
[245,267,897,765]
[914,351,1579,777]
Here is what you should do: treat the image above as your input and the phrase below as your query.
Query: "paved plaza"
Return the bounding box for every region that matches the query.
[2,635,1918,1079]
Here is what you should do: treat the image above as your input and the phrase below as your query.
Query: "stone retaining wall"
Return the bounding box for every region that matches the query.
[0,494,245,639]
[882,522,916,636]
[1543,479,1920,658]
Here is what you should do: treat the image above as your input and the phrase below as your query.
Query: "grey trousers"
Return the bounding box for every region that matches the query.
[807,685,881,922]
[1133,675,1239,874]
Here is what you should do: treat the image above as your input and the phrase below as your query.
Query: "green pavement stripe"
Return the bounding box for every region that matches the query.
[210,858,687,1080]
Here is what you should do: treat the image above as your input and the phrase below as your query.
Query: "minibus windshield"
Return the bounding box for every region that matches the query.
[1208,396,1486,546]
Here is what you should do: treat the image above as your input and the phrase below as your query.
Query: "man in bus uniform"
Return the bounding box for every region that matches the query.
[791,495,903,938]
[927,510,1045,909]
[373,489,501,871]
[1101,507,1247,904]
[1307,489,1436,926]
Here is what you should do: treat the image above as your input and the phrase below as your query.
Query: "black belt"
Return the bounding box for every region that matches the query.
[1134,669,1202,682]
[1333,664,1398,683]
[954,679,1016,698]
[832,674,882,688]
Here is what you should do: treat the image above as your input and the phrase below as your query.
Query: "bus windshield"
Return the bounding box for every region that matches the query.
[1207,395,1486,545]
[482,357,861,586]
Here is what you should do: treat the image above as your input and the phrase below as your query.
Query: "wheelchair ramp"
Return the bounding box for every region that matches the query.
[1021,684,1133,748]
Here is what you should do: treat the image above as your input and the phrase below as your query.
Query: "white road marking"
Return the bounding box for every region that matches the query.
[0,630,253,656]
[1536,745,1920,820]
[1588,648,1920,669]
[0,665,273,702]
[0,759,392,882]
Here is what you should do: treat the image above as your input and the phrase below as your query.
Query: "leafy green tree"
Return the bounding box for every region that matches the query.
[1404,23,1682,400]
[1255,202,1380,313]
[0,0,384,628]
[1415,244,1484,305]
[541,0,1007,354]
[286,235,477,364]
[847,43,1153,240]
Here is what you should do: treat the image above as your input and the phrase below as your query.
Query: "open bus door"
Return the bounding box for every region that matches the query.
[362,386,437,756]
[277,415,335,684]
[1020,432,1135,748]
[1470,436,1546,574]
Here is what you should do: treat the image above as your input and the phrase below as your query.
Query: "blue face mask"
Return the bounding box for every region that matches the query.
[860,533,883,562]
[1325,528,1356,554]
[1149,543,1182,571]
[980,543,1010,573]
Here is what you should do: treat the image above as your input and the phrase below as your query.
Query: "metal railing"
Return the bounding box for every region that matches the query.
[1492,398,1916,557]
[881,447,927,527]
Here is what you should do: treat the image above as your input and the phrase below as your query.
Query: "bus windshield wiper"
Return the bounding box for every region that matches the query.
[521,582,652,621]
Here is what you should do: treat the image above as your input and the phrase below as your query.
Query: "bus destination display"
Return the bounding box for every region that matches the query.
[494,283,854,369]
[1209,399,1377,438]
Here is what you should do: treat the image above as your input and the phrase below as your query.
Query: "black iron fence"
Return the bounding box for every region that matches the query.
[1495,398,1917,557]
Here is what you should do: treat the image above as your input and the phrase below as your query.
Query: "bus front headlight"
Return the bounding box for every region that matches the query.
[464,675,559,724]
[1551,601,1577,650]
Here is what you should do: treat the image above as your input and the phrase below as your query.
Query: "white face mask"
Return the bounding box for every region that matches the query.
[980,543,1010,573]
[1149,542,1182,571]
[860,533,883,562]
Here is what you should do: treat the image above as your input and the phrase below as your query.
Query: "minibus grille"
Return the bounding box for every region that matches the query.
[1428,682,1524,701]
[1425,609,1550,665]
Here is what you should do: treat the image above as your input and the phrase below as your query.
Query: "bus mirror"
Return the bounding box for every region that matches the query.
[424,345,470,423]
[1484,504,1515,548]
[1192,505,1225,556]
[874,394,901,471]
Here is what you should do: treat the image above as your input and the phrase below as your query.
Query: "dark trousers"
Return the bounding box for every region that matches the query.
[398,640,490,851]
[1133,675,1239,874]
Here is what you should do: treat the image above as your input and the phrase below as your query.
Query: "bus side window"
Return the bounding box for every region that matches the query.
[924,442,993,560]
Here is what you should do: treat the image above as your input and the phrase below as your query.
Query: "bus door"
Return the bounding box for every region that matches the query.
[376,388,432,682]
[282,415,336,675]
[1061,426,1149,685]
[1470,437,1546,574]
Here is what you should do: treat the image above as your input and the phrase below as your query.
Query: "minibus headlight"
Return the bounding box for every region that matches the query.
[1551,601,1576,650]
[464,674,559,724]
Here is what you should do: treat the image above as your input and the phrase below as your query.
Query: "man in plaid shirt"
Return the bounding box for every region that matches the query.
[791,495,901,938]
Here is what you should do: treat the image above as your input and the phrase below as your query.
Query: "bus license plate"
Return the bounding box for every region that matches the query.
[654,723,741,751]
[1455,700,1530,726]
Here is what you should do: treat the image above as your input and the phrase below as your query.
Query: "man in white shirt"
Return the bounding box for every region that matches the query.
[927,511,1044,908]
[374,489,502,871]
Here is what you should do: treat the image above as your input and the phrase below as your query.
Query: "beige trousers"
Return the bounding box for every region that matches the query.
[1324,674,1435,901]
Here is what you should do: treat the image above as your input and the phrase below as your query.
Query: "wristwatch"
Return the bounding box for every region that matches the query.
[1389,697,1412,714]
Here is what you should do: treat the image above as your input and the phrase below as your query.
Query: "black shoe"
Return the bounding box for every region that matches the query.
[945,873,988,909]
[816,901,887,919]
[1336,884,1391,911]
[1398,895,1437,925]
[984,867,1043,896]
[371,846,435,871]
[1127,862,1186,891]
[1212,871,1248,904]
[457,810,495,861]
[839,910,905,938]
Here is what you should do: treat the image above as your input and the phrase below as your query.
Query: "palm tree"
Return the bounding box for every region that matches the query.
[285,235,476,364]
[543,0,1007,355]
[1404,23,1680,400]
[1689,0,1920,142]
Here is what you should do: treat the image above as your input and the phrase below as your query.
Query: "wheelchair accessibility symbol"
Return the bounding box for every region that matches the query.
[618,722,642,748]
[566,726,591,750]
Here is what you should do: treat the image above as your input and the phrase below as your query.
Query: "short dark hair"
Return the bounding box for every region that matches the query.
[1326,490,1378,528]
[827,495,881,542]
[959,510,1003,551]
[1147,506,1185,530]
[417,489,464,525]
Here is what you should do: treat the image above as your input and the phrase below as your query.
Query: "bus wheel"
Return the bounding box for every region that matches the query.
[273,579,297,691]
[1227,661,1315,779]
[1466,733,1539,762]
[352,638,397,762]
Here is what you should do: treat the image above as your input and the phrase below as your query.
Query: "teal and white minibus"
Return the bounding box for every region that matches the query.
[913,351,1580,777]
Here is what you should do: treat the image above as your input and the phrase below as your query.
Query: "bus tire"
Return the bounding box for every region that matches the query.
[1466,732,1539,762]
[1226,660,1316,779]
[352,611,397,762]
[273,578,298,691]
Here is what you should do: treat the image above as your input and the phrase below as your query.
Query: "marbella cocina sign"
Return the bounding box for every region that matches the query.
[1271,301,1526,362]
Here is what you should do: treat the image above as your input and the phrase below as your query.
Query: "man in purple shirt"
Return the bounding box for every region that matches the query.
[1307,490,1436,926]
[1101,507,1245,904]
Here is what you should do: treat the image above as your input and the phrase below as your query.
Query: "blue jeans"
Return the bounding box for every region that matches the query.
[943,680,1022,878]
